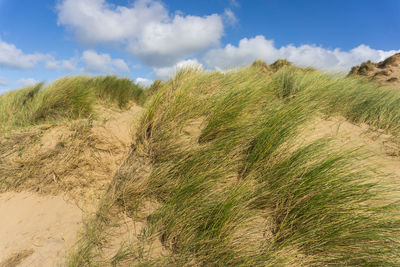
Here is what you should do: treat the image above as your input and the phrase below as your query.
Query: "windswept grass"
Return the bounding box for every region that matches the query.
[0,75,145,131]
[66,64,400,266]
[91,75,146,107]
[271,66,400,133]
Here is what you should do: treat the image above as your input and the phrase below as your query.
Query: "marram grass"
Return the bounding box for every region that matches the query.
[14,62,394,266]
[76,64,400,266]
[0,75,145,131]
[272,66,400,133]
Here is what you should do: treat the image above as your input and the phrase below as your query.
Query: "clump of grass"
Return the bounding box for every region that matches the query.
[270,58,293,71]
[270,66,301,99]
[272,67,400,133]
[147,79,164,96]
[32,77,94,123]
[251,59,271,73]
[0,75,145,131]
[349,60,376,76]
[91,75,145,107]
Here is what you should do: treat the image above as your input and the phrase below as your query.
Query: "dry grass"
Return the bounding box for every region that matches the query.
[0,104,143,205]
[0,249,34,267]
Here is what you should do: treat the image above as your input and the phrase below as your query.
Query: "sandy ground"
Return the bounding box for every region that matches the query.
[300,115,400,177]
[0,104,143,267]
[0,192,82,267]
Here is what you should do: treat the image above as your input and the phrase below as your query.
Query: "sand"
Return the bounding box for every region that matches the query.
[0,103,143,266]
[0,192,82,267]
[349,53,400,87]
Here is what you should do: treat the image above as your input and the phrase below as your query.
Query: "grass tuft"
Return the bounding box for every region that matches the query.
[0,75,145,131]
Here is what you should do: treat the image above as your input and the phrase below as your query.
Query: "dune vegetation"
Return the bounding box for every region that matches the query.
[63,62,400,266]
[0,75,145,131]
[1,61,400,266]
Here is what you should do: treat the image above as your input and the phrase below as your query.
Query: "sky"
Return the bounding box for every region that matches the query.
[0,0,399,92]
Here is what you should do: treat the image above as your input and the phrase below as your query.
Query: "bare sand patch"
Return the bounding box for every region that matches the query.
[300,115,400,178]
[0,192,82,267]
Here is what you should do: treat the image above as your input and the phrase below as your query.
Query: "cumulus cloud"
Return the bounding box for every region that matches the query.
[0,39,79,72]
[0,39,49,69]
[153,59,203,78]
[17,78,39,87]
[81,50,129,73]
[127,14,223,67]
[135,77,153,87]
[57,0,167,44]
[57,0,224,67]
[0,77,7,86]
[0,38,131,75]
[204,35,400,72]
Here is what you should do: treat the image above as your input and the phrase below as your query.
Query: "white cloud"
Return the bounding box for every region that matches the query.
[204,35,400,72]
[0,39,49,69]
[45,57,78,71]
[0,39,79,72]
[127,14,223,67]
[135,77,153,87]
[223,8,238,26]
[0,77,7,86]
[58,0,167,44]
[62,59,78,71]
[0,39,130,75]
[153,59,203,78]
[57,0,224,67]
[81,50,129,73]
[17,78,39,87]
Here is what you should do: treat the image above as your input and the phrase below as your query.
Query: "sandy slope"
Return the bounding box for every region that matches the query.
[1,102,400,266]
[300,115,400,181]
[0,104,143,267]
[349,53,400,87]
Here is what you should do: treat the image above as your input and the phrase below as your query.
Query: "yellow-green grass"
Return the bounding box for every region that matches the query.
[0,75,145,131]
[271,66,400,133]
[2,62,395,265]
[67,63,400,266]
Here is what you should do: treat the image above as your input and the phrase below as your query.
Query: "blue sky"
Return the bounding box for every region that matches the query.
[0,0,399,92]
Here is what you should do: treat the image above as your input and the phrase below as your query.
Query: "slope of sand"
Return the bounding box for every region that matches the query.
[0,104,143,267]
[300,115,400,181]
[1,101,400,266]
[349,53,400,87]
